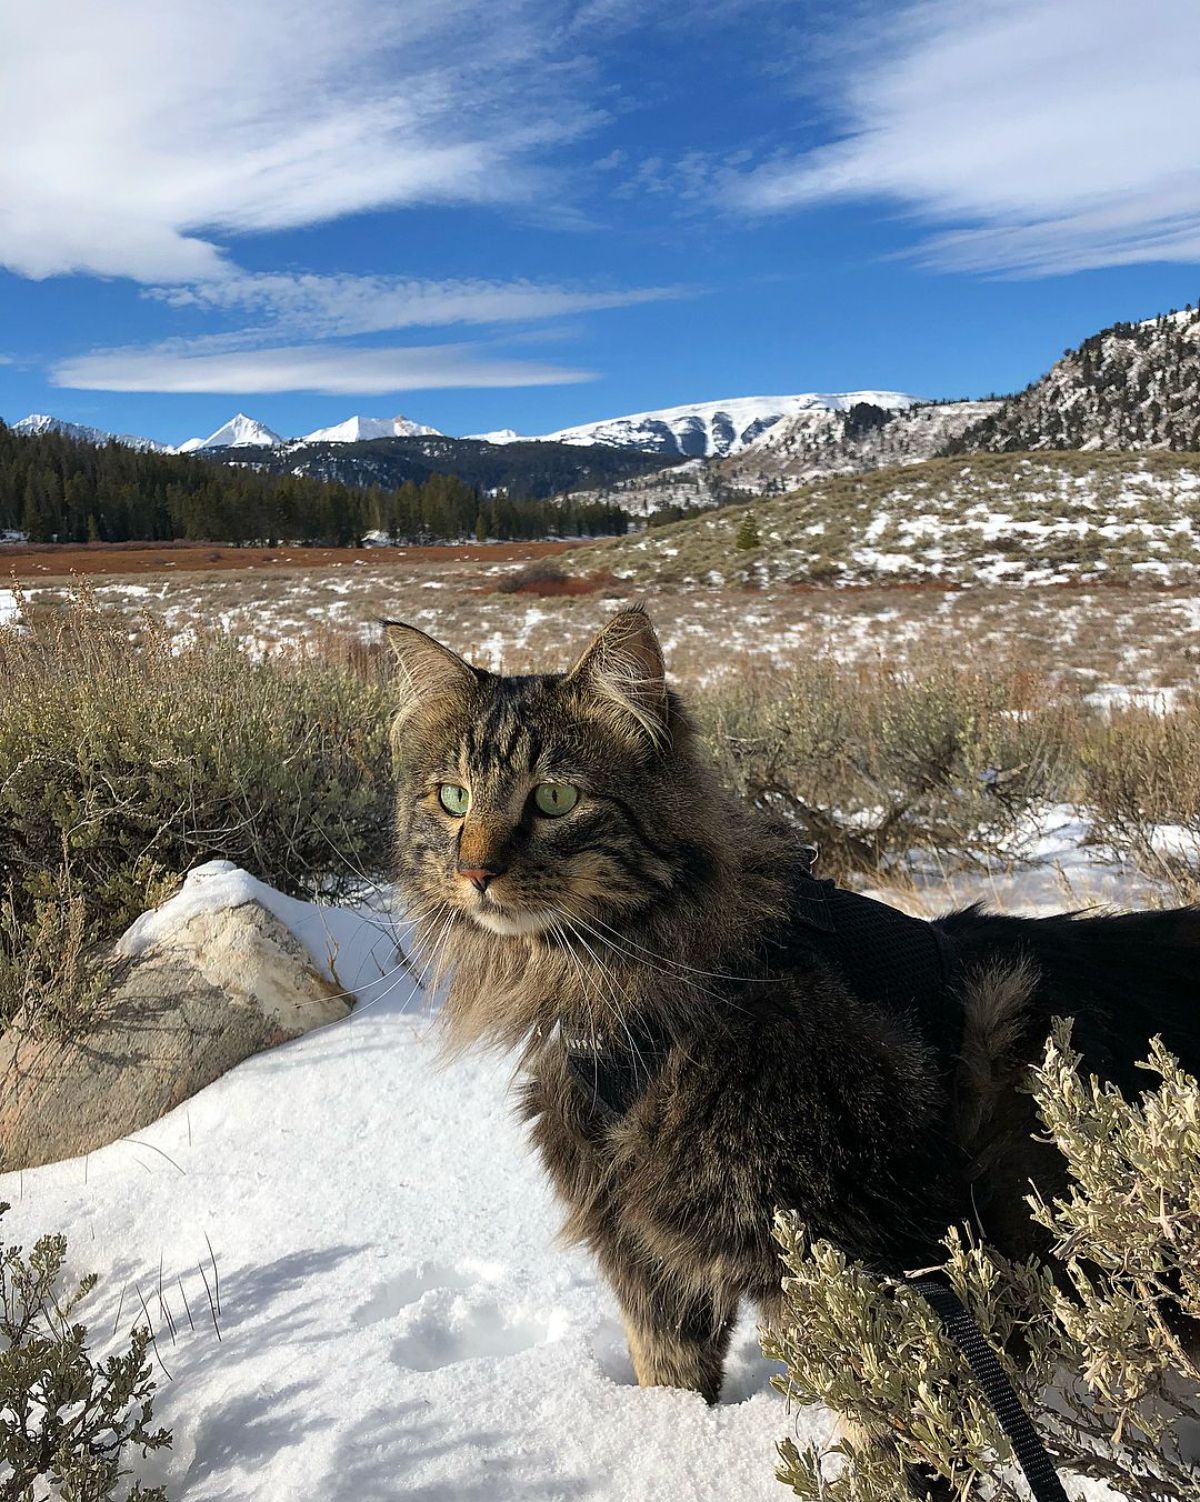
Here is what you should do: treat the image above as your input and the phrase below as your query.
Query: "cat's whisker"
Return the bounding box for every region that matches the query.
[567,912,752,1020]
[582,911,766,986]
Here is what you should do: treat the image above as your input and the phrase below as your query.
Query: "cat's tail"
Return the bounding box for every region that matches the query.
[939,904,1200,1097]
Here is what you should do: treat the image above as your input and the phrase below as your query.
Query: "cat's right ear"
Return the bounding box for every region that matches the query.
[383,621,479,728]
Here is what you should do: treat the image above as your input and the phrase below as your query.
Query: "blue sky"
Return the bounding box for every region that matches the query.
[2,0,1199,445]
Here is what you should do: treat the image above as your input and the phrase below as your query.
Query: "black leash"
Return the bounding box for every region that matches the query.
[910,1277,1070,1502]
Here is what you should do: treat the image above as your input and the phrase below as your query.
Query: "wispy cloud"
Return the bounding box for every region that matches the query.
[145,274,692,341]
[728,0,1200,276]
[52,342,595,395]
[0,0,600,283]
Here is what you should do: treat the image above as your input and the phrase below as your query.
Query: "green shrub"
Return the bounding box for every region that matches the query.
[0,1200,170,1500]
[0,595,396,938]
[764,1023,1200,1502]
[698,663,1084,878]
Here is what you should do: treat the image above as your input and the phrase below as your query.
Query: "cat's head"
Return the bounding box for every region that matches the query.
[388,607,711,941]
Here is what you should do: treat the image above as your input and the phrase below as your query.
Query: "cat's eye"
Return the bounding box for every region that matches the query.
[438,784,471,816]
[533,782,579,817]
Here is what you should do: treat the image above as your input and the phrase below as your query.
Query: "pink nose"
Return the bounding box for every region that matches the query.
[457,864,506,894]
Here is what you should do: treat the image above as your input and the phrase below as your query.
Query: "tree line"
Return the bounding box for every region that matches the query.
[0,424,630,545]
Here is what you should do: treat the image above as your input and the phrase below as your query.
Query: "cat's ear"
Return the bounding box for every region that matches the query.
[566,607,669,749]
[384,621,479,727]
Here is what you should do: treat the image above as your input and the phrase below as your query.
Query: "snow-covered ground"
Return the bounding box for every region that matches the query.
[1,822,1185,1499]
[1,864,799,1501]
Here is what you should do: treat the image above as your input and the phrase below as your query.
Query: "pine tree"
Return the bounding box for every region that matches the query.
[735,511,762,550]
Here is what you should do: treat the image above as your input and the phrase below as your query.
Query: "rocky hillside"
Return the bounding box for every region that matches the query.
[210,433,677,499]
[948,309,1200,455]
[719,399,1000,493]
[570,451,1200,588]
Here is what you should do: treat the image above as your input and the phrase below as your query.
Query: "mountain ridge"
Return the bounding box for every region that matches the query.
[945,307,1200,455]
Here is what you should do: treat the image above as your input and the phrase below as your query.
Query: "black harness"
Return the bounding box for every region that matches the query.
[560,872,962,1118]
[558,875,1070,1502]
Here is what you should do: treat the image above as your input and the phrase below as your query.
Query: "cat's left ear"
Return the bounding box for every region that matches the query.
[566,606,669,749]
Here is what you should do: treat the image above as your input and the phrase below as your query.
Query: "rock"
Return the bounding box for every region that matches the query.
[0,901,349,1170]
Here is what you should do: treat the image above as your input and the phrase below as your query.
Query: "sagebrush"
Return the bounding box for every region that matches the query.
[765,1021,1200,1502]
[0,1199,170,1501]
[700,662,1085,880]
[0,593,396,937]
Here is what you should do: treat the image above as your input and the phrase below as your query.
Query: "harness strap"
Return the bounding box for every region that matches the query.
[910,1277,1070,1502]
[561,1015,672,1117]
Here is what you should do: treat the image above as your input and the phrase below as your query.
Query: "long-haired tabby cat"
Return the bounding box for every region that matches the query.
[387,606,1200,1405]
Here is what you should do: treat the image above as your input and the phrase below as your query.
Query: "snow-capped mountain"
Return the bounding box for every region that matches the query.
[178,413,285,452]
[720,398,1002,492]
[555,392,922,457]
[301,414,441,443]
[496,393,921,459]
[11,413,168,452]
[946,307,1200,455]
[463,428,524,445]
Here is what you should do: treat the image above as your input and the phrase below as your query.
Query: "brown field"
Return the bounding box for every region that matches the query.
[6,542,1199,704]
[0,538,581,579]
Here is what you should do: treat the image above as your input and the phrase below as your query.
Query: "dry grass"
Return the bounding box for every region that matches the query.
[569,450,1200,589]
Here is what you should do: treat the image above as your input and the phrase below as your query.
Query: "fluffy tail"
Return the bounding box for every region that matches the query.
[939,904,1200,1097]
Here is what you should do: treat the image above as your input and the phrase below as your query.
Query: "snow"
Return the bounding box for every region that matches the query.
[302,415,441,443]
[2,818,1181,1498]
[0,587,21,627]
[464,427,525,444]
[538,392,922,458]
[2,863,796,1500]
[10,412,168,452]
[178,414,285,452]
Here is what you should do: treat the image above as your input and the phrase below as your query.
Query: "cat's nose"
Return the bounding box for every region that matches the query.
[457,863,507,894]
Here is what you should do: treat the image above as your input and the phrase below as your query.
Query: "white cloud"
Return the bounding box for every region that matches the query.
[729,0,1200,276]
[51,342,595,395]
[0,0,597,282]
[144,274,690,340]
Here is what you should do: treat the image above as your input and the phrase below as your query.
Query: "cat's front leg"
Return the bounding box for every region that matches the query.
[613,1264,738,1404]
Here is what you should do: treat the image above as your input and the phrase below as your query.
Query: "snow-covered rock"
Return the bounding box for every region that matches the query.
[11,412,168,452]
[0,885,350,1170]
[301,414,441,443]
[177,413,285,451]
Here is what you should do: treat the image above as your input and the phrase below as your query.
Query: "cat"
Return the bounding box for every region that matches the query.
[387,605,1200,1405]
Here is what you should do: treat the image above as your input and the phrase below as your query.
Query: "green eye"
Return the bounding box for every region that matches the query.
[438,784,470,816]
[533,782,579,817]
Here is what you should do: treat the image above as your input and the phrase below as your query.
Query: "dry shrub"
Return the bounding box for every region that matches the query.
[1080,698,1200,899]
[699,662,1085,878]
[766,1023,1200,1502]
[0,864,111,1036]
[494,561,601,596]
[0,593,396,940]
